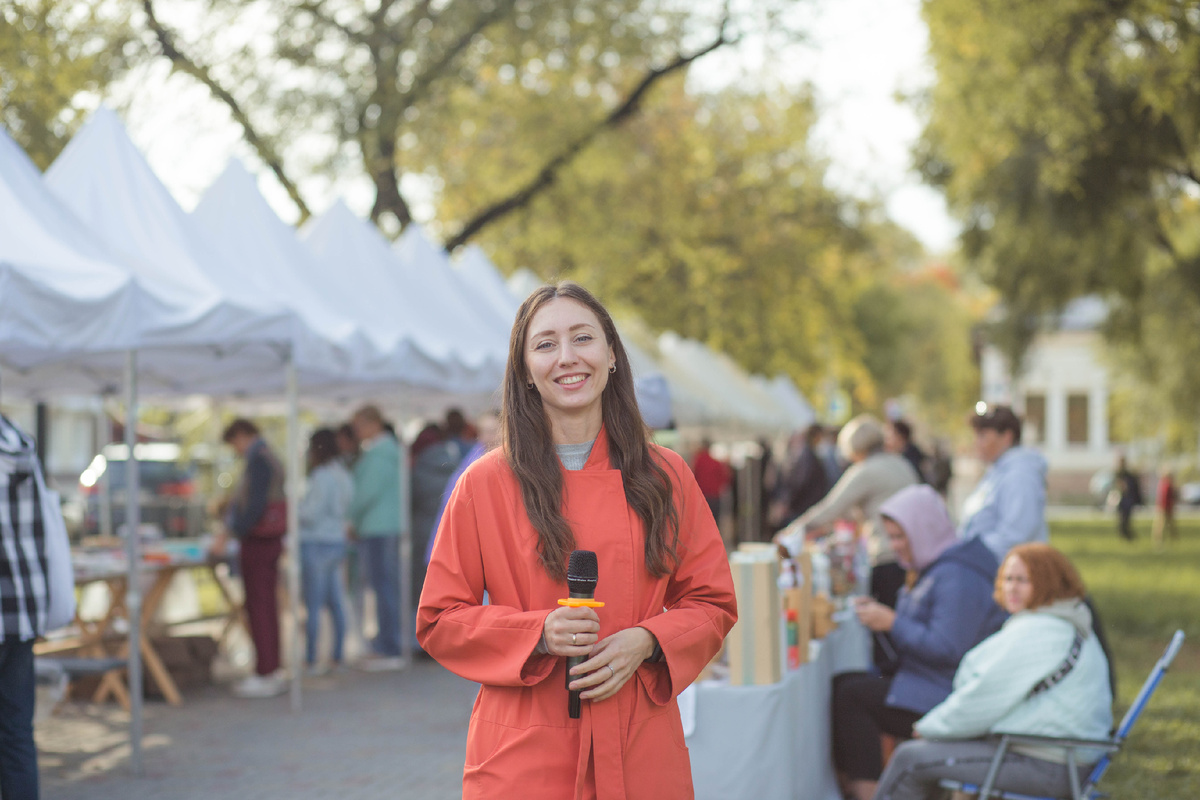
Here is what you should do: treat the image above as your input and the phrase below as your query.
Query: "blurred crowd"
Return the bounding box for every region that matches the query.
[208,404,500,698]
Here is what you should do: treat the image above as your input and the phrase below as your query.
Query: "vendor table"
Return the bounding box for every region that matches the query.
[684,611,870,800]
[37,543,243,708]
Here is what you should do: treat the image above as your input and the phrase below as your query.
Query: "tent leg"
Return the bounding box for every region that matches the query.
[124,350,144,776]
[286,358,303,712]
[398,429,412,668]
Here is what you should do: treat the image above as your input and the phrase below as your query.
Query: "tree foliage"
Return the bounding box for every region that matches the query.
[0,0,136,169]
[920,0,1200,433]
[2,0,985,430]
[129,0,774,235]
[422,76,960,411]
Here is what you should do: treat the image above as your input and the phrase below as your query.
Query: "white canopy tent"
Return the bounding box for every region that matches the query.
[453,245,523,326]
[657,333,797,434]
[191,159,374,387]
[752,374,817,431]
[0,128,151,386]
[42,107,345,395]
[300,202,504,399]
[191,162,513,711]
[395,225,513,350]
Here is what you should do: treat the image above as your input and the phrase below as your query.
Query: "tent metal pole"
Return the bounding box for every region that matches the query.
[123,350,144,776]
[398,414,412,668]
[285,356,303,711]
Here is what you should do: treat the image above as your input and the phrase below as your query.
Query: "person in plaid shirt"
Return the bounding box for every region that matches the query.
[0,412,49,799]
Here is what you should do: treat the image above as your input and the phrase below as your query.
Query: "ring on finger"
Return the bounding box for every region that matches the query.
[572,633,577,646]
[606,664,615,679]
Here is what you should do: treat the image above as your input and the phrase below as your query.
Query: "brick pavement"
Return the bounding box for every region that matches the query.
[37,658,479,800]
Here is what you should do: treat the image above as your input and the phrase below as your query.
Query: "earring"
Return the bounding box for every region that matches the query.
[609,364,616,374]
[526,381,534,389]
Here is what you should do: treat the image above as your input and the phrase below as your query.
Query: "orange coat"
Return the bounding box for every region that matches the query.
[417,428,737,800]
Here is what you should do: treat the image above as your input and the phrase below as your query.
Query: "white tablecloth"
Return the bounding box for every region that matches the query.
[684,615,870,800]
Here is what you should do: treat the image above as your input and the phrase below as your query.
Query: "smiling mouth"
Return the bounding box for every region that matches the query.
[557,375,587,385]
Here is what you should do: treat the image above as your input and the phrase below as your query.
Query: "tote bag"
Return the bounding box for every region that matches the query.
[34,465,77,631]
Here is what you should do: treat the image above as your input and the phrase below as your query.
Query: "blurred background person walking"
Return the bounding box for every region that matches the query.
[771,425,830,531]
[1152,466,1179,549]
[691,437,732,523]
[348,405,403,671]
[299,428,353,675]
[885,419,928,485]
[215,418,287,698]
[426,410,501,565]
[961,404,1047,562]
[1111,455,1143,542]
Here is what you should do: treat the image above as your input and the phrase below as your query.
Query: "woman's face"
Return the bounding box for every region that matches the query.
[1000,555,1034,614]
[882,518,912,568]
[523,297,614,435]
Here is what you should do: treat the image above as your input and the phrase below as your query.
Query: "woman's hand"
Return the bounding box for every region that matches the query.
[542,606,601,657]
[854,596,896,632]
[569,626,658,703]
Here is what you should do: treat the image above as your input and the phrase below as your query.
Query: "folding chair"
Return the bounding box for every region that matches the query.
[939,629,1185,800]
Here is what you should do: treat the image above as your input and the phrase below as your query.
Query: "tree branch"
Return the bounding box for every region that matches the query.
[366,0,511,229]
[401,2,508,109]
[444,19,737,251]
[141,0,312,221]
[295,1,370,46]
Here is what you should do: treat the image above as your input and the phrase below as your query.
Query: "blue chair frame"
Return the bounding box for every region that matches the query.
[939,629,1185,800]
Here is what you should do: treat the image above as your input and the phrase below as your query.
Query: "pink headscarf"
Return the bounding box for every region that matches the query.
[878,484,958,571]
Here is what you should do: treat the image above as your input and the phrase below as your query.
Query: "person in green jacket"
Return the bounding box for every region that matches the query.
[349,404,403,670]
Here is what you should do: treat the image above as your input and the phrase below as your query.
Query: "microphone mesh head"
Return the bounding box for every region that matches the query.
[566,549,598,594]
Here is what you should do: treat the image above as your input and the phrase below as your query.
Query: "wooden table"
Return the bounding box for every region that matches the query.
[38,549,244,708]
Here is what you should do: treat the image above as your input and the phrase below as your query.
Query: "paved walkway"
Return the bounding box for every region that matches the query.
[37,658,478,800]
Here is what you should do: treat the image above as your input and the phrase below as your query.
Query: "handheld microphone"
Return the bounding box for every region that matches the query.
[563,550,601,719]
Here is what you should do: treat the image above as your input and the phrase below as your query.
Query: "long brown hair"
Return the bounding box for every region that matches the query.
[501,281,680,583]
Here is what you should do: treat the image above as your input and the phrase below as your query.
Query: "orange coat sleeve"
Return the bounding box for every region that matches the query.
[416,472,557,687]
[636,451,737,705]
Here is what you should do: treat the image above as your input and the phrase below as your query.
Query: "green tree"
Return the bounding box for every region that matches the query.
[0,0,136,168]
[429,77,932,410]
[919,0,1200,432]
[130,0,794,239]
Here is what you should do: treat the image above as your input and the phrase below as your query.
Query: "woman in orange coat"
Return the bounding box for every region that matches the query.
[418,282,737,800]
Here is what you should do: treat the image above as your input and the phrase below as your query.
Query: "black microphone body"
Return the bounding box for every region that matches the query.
[565,550,599,719]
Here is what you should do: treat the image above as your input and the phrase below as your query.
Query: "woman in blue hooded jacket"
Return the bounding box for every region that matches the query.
[833,484,1007,800]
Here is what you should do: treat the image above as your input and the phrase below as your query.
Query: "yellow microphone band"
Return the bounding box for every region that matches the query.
[557,598,605,608]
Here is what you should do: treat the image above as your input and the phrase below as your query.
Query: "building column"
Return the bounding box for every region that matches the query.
[1046,382,1067,454]
[1089,384,1109,453]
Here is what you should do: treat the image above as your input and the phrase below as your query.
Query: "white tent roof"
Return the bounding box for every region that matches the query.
[0,127,144,380]
[752,374,816,430]
[41,108,320,396]
[454,245,522,326]
[191,160,377,380]
[394,226,512,353]
[300,202,502,396]
[657,333,794,433]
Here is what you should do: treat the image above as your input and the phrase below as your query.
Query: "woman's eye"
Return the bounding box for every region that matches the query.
[534,341,554,350]
[574,335,593,344]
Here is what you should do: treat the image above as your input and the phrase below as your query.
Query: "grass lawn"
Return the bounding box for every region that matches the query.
[1051,515,1200,798]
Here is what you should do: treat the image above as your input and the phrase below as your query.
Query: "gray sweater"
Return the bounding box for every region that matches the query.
[299,461,354,544]
[780,451,918,565]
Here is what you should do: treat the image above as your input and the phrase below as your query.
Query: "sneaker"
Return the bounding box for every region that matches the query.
[305,663,330,678]
[356,654,405,672]
[232,674,286,698]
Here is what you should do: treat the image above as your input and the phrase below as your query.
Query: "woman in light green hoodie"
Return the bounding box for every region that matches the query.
[873,543,1113,800]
